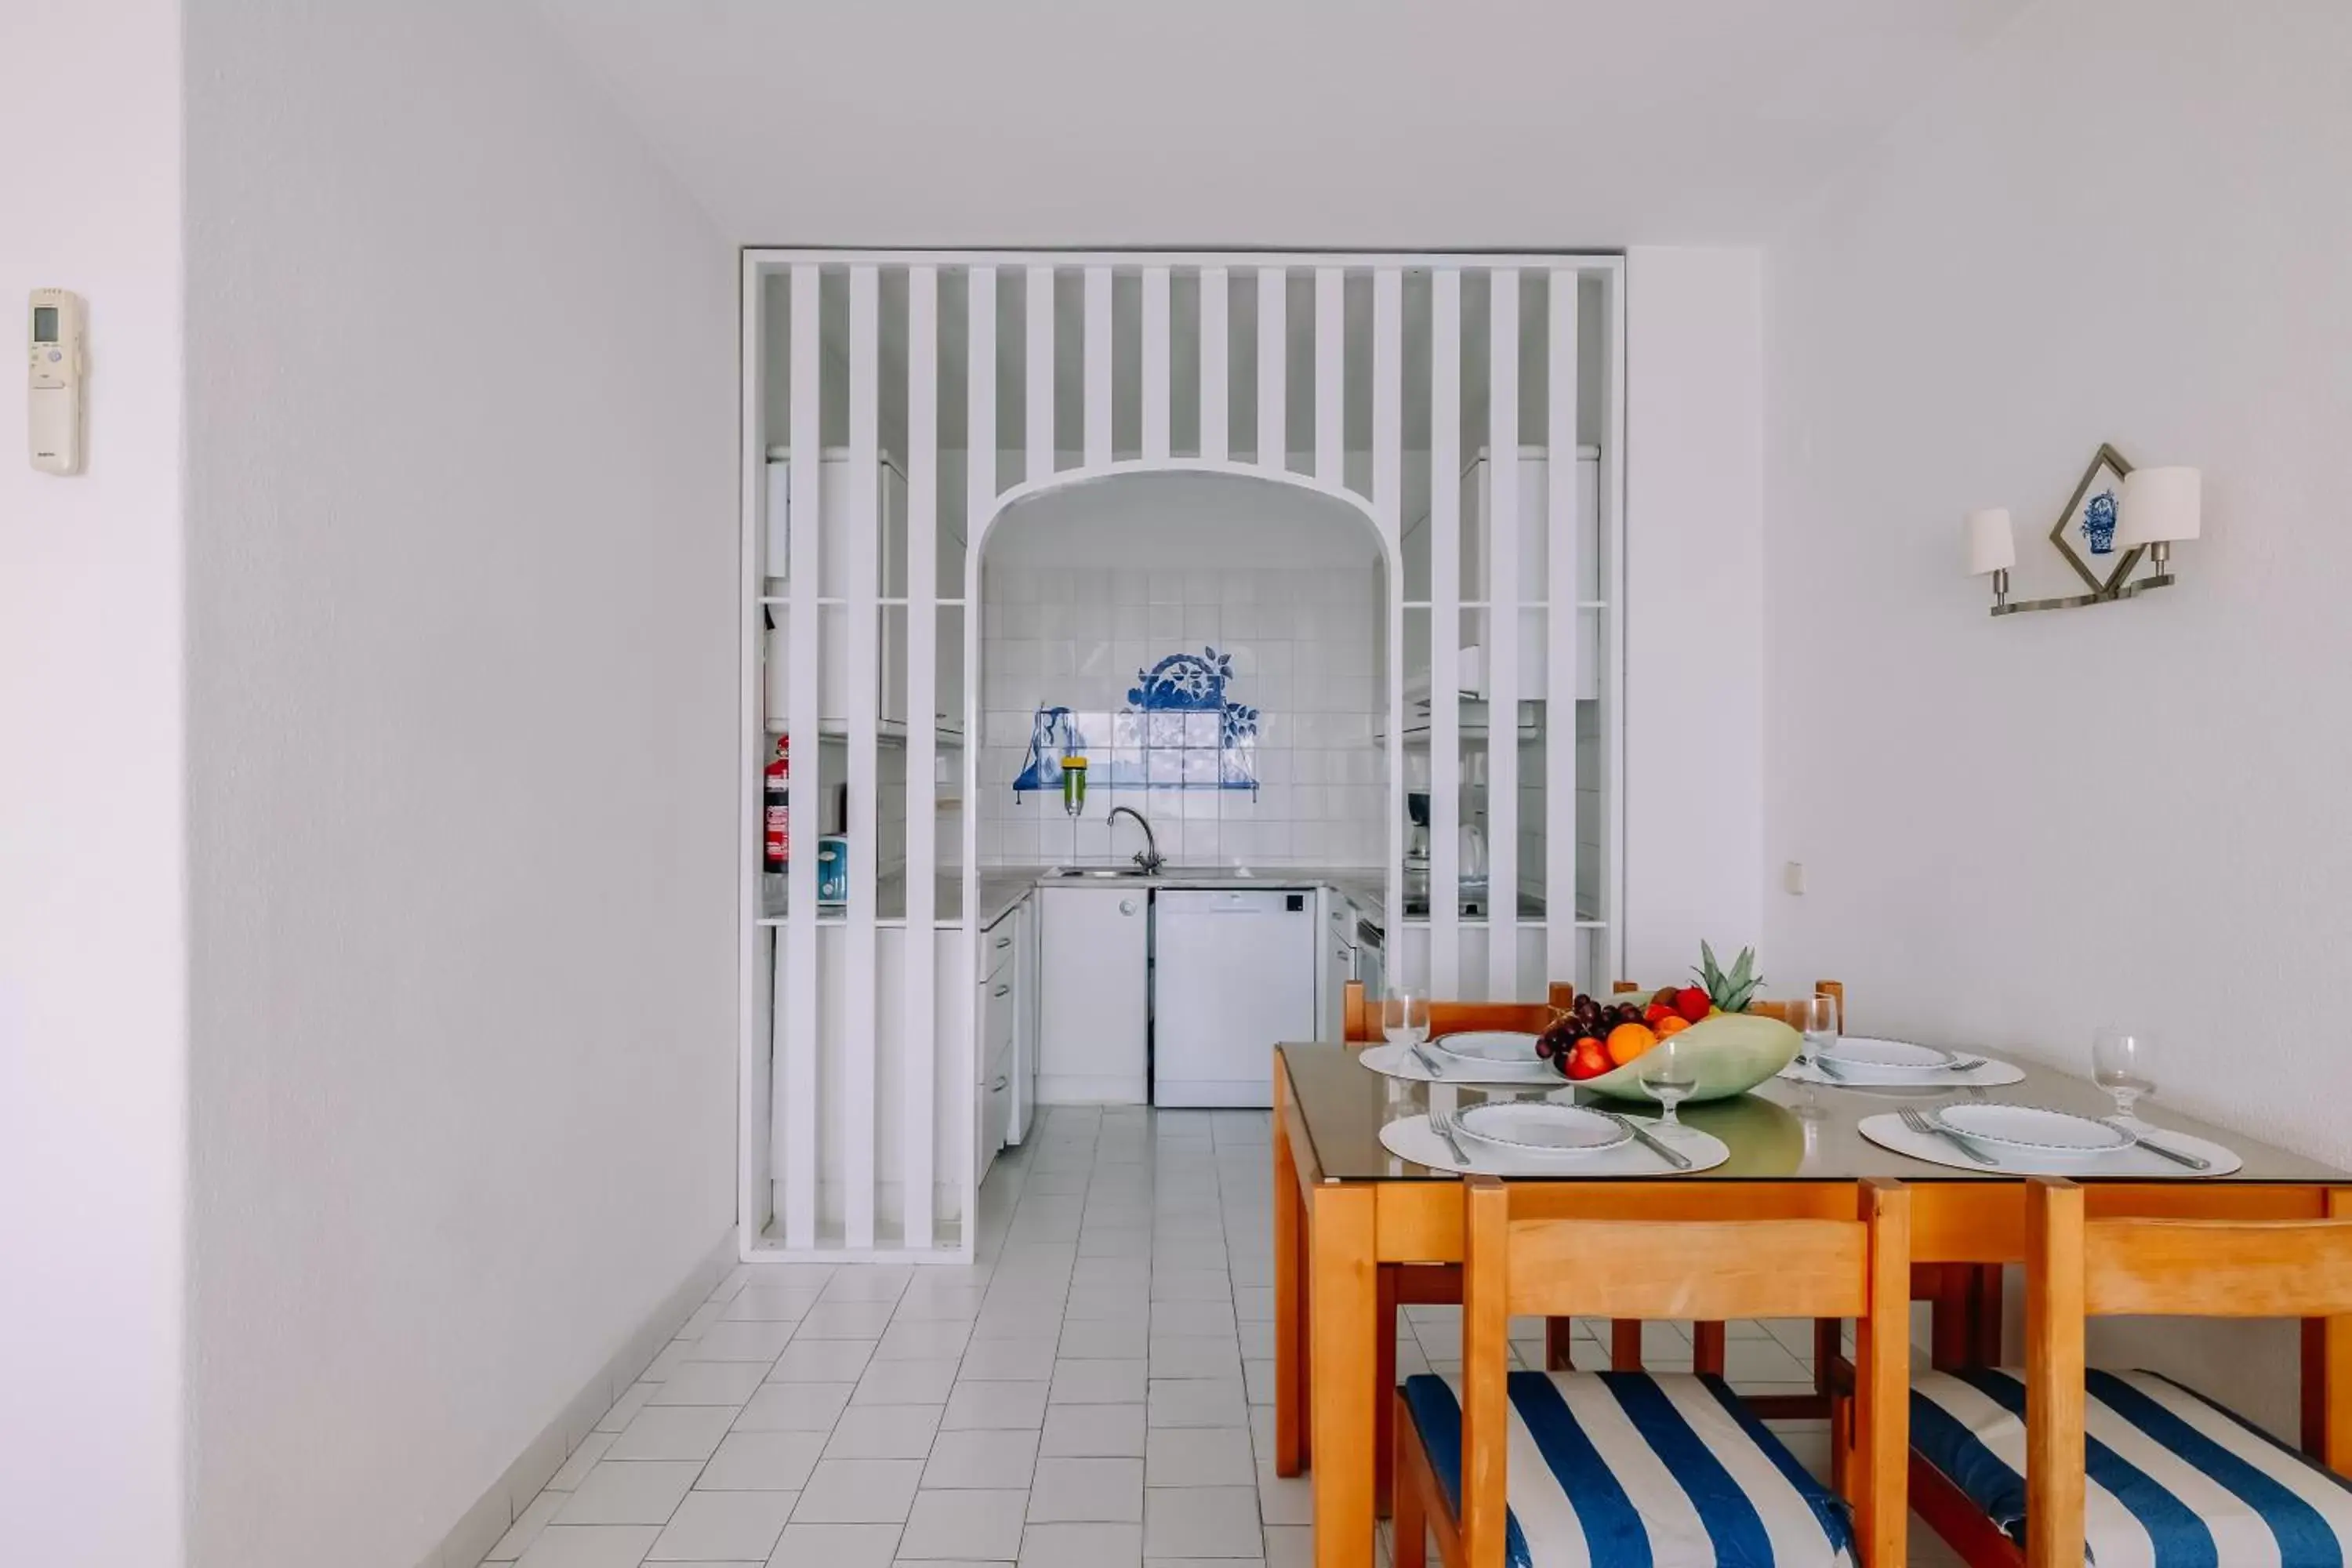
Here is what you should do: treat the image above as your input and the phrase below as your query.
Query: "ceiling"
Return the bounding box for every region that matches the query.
[535,0,2031,247]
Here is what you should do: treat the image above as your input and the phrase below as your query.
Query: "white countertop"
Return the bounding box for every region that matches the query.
[792,866,1387,929]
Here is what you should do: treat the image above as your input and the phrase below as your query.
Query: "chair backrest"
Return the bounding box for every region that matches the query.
[1455,1176,1911,1567]
[1339,978,1576,1044]
[2024,1179,2352,1566]
[1616,977,1847,1031]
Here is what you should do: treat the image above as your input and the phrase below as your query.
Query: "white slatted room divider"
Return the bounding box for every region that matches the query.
[742,251,1624,1261]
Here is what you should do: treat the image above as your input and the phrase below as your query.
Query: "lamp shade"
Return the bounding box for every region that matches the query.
[1964,508,2016,575]
[2118,466,2201,546]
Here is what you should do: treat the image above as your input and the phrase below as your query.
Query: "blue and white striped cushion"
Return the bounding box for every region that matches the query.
[1401,1370,1856,1568]
[1912,1367,2352,1568]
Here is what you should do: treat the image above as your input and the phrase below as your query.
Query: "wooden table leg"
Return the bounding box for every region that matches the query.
[1929,1264,1973,1372]
[1970,1265,2006,1366]
[1611,1319,1644,1370]
[1693,1320,1726,1377]
[1375,1266,1398,1516]
[1274,1094,1308,1476]
[1544,1317,1577,1371]
[1310,1182,1377,1568]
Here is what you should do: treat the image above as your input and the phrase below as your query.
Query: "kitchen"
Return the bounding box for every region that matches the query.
[747,259,1621,1260]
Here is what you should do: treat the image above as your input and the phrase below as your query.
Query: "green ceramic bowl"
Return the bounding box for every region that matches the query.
[1578,1011,1801,1105]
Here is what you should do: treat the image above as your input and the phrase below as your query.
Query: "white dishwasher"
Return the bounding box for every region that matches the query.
[1152,888,1317,1108]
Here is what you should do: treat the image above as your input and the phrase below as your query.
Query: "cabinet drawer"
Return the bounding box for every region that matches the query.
[982,971,1017,1062]
[982,920,1020,985]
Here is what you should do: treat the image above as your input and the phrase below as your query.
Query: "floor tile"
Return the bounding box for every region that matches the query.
[878,1319,975,1361]
[651,1361,769,1406]
[689,1319,798,1363]
[649,1490,796,1560]
[856,1358,962,1406]
[771,1340,875,1382]
[923,1428,1040,1490]
[734,1382,854,1432]
[1038,1403,1145,1458]
[826,1404,946,1460]
[940,1380,1048,1431]
[1143,1428,1254,1488]
[1148,1337,1241,1381]
[1148,1271,1231,1304]
[1144,1487,1262,1558]
[512,1524,662,1568]
[1062,1285,1151,1320]
[726,1285,825,1322]
[1028,1457,1143,1523]
[1146,1301,1236,1338]
[896,1489,1030,1559]
[607,1405,740,1462]
[485,1491,561,1561]
[1056,1319,1148,1360]
[1146,1379,1248,1429]
[799,1301,901,1339]
[699,1430,827,1490]
[548,1432,617,1490]
[1255,1462,1311,1526]
[596,1381,658,1433]
[1017,1523,1144,1568]
[790,1458,923,1524]
[1049,1358,1145,1404]
[1261,1524,1311,1567]
[956,1338,1058,1381]
[551,1461,701,1526]
[766,1521,902,1568]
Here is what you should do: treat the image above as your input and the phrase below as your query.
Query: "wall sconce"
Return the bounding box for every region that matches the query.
[1965,463,2201,617]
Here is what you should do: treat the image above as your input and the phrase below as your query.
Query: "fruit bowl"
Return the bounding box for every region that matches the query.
[1577,1011,1801,1105]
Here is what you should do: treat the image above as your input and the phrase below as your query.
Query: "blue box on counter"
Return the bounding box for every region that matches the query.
[816,836,848,906]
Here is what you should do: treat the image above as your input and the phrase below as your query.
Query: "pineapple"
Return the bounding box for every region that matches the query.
[1694,941,1764,1014]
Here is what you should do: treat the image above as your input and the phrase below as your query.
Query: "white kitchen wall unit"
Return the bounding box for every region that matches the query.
[975,895,1035,1184]
[742,251,1624,1261]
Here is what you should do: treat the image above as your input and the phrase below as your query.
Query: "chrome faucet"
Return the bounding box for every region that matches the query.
[1106,805,1163,874]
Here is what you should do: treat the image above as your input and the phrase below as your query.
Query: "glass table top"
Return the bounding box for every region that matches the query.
[1276,1043,2347,1184]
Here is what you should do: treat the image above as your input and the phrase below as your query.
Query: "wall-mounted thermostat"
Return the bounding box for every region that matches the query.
[29,289,87,475]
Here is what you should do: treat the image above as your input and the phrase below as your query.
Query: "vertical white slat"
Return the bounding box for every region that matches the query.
[902,266,938,1249]
[782,265,822,1249]
[1026,265,1054,482]
[1485,270,1520,1000]
[844,265,880,1250]
[1372,269,1404,942]
[1314,267,1343,485]
[962,264,996,1245]
[1603,265,1627,982]
[1083,266,1112,468]
[1545,269,1580,988]
[739,255,768,1253]
[1199,267,1229,462]
[1429,269,1462,998]
[1142,267,1171,462]
[1257,266,1286,470]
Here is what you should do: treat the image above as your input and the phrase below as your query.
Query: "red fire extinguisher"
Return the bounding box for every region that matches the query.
[764,735,789,871]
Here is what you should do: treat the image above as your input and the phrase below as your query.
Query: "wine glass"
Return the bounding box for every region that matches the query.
[1641,1036,1698,1127]
[1797,993,1840,1063]
[2092,1028,2154,1121]
[1382,991,1431,1050]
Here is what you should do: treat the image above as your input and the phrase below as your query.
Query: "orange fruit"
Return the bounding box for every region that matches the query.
[1654,1014,1691,1037]
[1604,1021,1657,1067]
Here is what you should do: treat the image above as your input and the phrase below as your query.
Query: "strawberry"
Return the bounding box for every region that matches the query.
[1675,986,1711,1024]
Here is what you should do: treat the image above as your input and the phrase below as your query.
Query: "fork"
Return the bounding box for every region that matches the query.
[1900,1105,1996,1166]
[1428,1107,1475,1168]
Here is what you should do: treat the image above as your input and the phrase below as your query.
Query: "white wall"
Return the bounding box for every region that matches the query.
[1624,247,1766,982]
[0,3,187,1563]
[1764,0,2352,1435]
[180,3,737,1563]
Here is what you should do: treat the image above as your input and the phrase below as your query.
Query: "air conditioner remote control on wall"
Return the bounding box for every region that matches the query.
[29,289,87,475]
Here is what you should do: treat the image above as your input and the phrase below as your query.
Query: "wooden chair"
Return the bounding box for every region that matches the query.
[1396,1175,1912,1568]
[1339,977,1585,1509]
[1911,1178,2352,1568]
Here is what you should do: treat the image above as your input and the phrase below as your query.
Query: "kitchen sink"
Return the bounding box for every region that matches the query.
[1044,866,1153,879]
[1043,865,1285,884]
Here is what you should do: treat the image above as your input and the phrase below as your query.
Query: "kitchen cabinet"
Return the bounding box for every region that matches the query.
[762,448,966,739]
[1315,887,1363,1042]
[976,894,1034,1185]
[1036,884,1150,1104]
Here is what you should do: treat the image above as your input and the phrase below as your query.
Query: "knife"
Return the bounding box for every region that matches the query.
[1606,1111,1693,1171]
[2103,1119,2212,1171]
[1408,1042,1448,1080]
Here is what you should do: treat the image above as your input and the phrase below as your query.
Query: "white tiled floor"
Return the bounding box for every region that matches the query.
[488,1106,1962,1566]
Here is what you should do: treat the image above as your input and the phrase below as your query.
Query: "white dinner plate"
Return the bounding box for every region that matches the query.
[1454,1102,1632,1156]
[1930,1103,2132,1157]
[1819,1036,1963,1076]
[1428,1029,1544,1067]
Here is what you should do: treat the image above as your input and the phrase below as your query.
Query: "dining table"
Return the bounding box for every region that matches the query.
[1270,1040,2352,1568]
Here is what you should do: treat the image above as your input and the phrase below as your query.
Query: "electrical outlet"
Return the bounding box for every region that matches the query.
[1783,861,1806,895]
